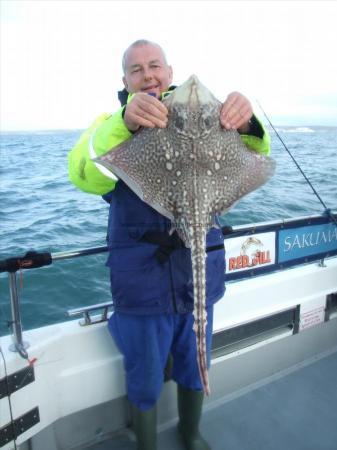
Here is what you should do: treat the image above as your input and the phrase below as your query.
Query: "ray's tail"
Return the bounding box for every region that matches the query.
[189,223,210,396]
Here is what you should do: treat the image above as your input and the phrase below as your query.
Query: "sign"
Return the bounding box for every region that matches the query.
[225,232,276,274]
[279,222,337,263]
[299,297,326,331]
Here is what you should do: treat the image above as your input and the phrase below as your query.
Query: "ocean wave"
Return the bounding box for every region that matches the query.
[275,127,315,133]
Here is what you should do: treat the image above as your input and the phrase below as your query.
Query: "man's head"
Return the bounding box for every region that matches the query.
[122,39,173,98]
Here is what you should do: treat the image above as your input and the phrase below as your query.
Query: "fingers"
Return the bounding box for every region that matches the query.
[124,93,168,131]
[125,91,253,132]
[220,92,253,131]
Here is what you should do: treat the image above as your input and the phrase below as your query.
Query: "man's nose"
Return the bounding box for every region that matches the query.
[143,68,153,80]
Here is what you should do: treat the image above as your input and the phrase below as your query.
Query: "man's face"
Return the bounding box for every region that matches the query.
[123,44,173,98]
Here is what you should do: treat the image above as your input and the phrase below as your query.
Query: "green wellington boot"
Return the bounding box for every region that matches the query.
[130,403,157,450]
[177,385,211,450]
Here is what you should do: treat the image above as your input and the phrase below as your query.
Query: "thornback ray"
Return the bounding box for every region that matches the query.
[94,75,276,395]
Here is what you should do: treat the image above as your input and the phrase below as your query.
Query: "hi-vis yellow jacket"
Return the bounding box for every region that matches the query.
[68,91,271,195]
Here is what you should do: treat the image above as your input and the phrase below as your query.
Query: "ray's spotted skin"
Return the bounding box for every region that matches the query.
[95,75,275,394]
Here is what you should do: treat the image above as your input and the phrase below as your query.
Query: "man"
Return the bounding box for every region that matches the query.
[68,39,270,450]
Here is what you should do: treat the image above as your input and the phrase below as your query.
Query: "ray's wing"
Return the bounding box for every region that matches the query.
[93,127,176,221]
[210,131,276,216]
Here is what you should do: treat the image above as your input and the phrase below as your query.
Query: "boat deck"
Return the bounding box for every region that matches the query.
[88,348,337,450]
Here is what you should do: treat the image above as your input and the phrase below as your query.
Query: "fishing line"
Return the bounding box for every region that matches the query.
[256,100,337,226]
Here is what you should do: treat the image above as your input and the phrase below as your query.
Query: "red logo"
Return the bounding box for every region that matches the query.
[228,237,272,271]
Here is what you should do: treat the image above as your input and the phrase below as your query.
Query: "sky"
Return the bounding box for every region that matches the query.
[1,0,337,131]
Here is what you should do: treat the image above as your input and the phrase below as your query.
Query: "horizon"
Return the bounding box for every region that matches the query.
[2,124,336,134]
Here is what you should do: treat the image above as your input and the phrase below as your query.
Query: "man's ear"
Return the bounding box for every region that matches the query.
[122,76,129,91]
[168,66,173,85]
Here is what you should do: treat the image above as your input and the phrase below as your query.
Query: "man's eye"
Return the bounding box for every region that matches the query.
[175,116,185,130]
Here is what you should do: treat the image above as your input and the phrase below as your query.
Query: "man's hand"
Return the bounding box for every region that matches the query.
[124,93,168,131]
[220,92,253,133]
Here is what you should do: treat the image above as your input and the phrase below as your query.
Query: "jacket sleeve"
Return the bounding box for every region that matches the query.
[68,108,132,195]
[239,115,271,156]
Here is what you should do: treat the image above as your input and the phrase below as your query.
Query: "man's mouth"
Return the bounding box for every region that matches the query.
[141,85,159,92]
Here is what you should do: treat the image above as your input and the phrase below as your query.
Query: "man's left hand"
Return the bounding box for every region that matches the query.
[220,92,253,133]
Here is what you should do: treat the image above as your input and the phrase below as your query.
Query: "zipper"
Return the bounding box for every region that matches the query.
[168,258,178,313]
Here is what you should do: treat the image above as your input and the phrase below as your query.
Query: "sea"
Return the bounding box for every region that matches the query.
[0,126,336,336]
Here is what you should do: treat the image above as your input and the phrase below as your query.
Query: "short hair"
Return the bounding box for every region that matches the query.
[122,39,168,73]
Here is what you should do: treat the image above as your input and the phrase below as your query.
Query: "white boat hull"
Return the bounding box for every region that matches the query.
[1,254,337,450]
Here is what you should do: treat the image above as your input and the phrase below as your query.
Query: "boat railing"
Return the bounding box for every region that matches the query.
[1,211,337,359]
[68,301,113,326]
[1,246,109,358]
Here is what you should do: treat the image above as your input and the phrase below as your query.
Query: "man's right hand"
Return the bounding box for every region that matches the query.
[123,93,168,131]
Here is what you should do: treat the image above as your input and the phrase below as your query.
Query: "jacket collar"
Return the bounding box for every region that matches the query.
[117,85,177,107]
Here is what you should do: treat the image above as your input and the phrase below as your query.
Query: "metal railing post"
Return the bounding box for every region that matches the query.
[8,272,29,358]
[1,246,109,360]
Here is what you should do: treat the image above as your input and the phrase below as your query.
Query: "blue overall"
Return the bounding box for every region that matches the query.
[104,161,225,411]
[108,307,214,410]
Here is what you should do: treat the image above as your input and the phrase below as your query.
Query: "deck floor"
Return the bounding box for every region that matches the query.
[88,348,337,450]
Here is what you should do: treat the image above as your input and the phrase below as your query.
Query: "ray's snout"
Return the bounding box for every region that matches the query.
[170,74,216,106]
